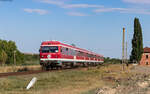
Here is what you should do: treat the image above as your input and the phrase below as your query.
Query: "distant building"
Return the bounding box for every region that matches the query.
[140,47,150,65]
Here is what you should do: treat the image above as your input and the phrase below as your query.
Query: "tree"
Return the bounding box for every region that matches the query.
[6,41,17,64]
[130,18,143,63]
[104,57,121,64]
[0,49,7,66]
[16,50,25,65]
[0,39,24,65]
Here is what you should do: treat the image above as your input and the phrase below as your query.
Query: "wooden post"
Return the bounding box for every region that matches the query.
[13,50,16,72]
[122,28,125,71]
[125,42,128,66]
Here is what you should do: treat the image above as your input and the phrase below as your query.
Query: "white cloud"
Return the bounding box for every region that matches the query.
[121,9,150,15]
[39,0,64,6]
[36,0,150,15]
[62,4,103,8]
[123,0,150,4]
[67,12,88,16]
[38,0,103,8]
[23,8,48,15]
[94,8,127,13]
[94,7,150,15]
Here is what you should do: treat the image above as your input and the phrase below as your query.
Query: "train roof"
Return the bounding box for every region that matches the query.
[41,41,103,57]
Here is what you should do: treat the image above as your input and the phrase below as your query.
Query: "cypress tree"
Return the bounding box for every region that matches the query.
[130,18,143,63]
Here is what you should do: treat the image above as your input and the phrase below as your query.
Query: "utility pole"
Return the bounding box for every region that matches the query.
[13,50,16,72]
[122,28,125,71]
[125,42,128,65]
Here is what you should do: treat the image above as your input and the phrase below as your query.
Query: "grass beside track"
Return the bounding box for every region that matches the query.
[0,67,104,94]
[0,65,41,73]
[1,64,150,94]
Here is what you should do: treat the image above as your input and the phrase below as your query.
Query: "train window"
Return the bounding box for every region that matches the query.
[88,54,91,57]
[86,53,88,57]
[78,51,81,56]
[76,51,79,56]
[61,47,63,54]
[73,50,76,56]
[70,49,72,55]
[63,47,66,55]
[69,49,71,55]
[68,49,70,55]
[72,49,75,55]
[67,49,69,55]
[41,46,58,53]
[71,49,73,56]
[81,52,84,56]
[61,47,64,54]
[81,52,83,56]
[79,51,81,56]
[63,47,65,55]
[66,48,68,51]
[65,48,67,55]
[69,49,70,55]
[72,49,74,55]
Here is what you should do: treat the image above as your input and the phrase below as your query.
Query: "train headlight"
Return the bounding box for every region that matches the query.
[47,55,51,58]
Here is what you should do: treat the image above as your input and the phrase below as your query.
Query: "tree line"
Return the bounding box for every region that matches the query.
[0,40,39,66]
[104,57,121,64]
[0,40,24,65]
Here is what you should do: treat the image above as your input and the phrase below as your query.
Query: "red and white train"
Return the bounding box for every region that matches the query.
[39,41,104,69]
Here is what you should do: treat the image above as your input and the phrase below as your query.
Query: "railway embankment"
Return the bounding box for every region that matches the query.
[1,64,150,94]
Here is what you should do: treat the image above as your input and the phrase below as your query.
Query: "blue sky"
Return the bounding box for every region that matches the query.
[0,0,150,58]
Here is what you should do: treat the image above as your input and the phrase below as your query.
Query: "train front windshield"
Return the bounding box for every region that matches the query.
[41,46,58,53]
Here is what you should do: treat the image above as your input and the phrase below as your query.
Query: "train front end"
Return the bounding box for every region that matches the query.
[39,41,62,69]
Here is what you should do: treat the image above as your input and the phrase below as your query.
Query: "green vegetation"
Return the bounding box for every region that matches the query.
[0,39,39,66]
[0,67,105,94]
[0,40,24,65]
[130,17,143,63]
[0,49,8,66]
[104,57,121,64]
[23,54,39,65]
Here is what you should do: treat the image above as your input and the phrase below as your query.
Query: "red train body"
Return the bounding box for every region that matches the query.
[39,41,104,69]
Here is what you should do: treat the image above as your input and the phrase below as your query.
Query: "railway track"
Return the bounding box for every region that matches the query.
[0,67,91,78]
[0,70,47,78]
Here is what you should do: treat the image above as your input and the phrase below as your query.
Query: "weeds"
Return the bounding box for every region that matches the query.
[1,64,150,94]
[0,65,41,73]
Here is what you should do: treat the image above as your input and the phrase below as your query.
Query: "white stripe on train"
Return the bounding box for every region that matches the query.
[40,58,103,63]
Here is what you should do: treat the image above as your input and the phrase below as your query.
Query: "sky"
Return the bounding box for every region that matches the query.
[0,0,150,58]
